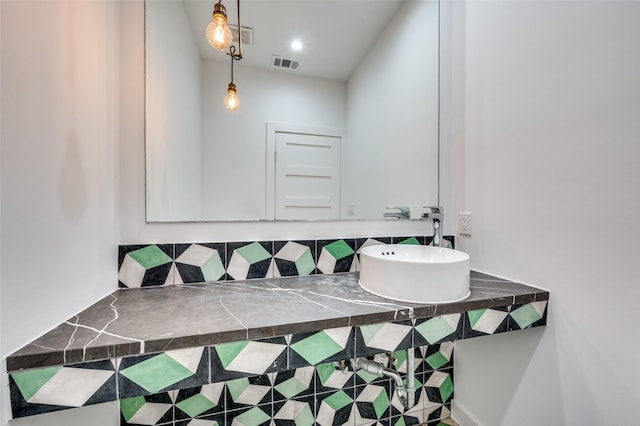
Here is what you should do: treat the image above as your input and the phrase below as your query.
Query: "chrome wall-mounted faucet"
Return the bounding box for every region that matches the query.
[384,206,410,219]
[423,206,444,246]
[350,350,416,410]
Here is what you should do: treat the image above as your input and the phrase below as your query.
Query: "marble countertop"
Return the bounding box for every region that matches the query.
[6,271,548,372]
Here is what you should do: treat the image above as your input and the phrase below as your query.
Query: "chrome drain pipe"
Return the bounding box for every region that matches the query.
[406,349,416,408]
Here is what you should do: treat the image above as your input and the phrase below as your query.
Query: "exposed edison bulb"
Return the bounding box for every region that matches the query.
[206,2,233,50]
[224,82,239,110]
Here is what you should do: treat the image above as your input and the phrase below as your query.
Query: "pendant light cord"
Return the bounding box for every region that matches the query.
[235,0,243,59]
[229,46,236,82]
[226,0,242,61]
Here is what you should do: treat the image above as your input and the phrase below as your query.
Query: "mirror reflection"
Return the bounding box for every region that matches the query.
[145,0,439,222]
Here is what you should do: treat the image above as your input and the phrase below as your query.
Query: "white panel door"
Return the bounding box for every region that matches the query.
[274,131,341,220]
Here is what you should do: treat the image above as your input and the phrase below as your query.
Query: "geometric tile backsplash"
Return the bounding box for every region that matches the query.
[9,359,117,419]
[111,315,465,425]
[118,236,455,288]
[8,234,549,424]
[118,343,456,426]
[8,301,549,422]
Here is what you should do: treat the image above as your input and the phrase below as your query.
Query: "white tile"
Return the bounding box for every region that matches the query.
[128,402,172,425]
[29,367,113,407]
[166,347,204,374]
[225,341,286,375]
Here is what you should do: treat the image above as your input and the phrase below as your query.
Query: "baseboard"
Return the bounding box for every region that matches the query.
[452,400,480,426]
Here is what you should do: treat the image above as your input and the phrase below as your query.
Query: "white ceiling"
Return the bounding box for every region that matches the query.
[181,0,405,82]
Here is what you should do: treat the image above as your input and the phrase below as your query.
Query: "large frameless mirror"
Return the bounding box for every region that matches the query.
[145,0,440,222]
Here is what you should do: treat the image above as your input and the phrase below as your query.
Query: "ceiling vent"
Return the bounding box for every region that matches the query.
[271,55,300,71]
[228,25,253,46]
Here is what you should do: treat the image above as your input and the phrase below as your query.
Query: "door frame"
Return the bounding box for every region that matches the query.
[266,122,344,220]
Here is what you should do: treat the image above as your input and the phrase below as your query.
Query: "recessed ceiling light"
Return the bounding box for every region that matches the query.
[291,39,303,51]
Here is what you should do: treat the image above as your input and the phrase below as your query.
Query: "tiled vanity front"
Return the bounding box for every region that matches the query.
[6,238,548,425]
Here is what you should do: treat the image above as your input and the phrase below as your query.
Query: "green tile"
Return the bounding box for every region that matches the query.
[120,396,146,422]
[511,304,543,329]
[120,353,194,393]
[439,374,454,402]
[324,390,353,411]
[295,249,315,276]
[316,362,338,386]
[373,388,390,418]
[291,331,344,365]
[394,417,407,426]
[360,323,384,346]
[392,350,407,370]
[236,242,271,264]
[410,375,422,390]
[215,341,249,369]
[415,316,456,343]
[295,403,315,426]
[226,377,250,401]
[356,369,379,384]
[275,377,307,399]
[201,251,225,281]
[176,393,216,418]
[129,245,172,269]
[399,237,420,245]
[426,352,449,370]
[324,240,354,260]
[11,366,61,400]
[467,308,487,328]
[234,406,270,426]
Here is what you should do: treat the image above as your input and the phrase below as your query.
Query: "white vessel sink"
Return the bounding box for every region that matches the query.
[358,244,470,304]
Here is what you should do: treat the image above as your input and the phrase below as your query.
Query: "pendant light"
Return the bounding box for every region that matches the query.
[206,1,233,50]
[206,0,244,110]
[224,47,240,110]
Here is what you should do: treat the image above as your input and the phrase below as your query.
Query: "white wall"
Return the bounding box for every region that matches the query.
[345,0,440,219]
[145,0,202,221]
[200,61,346,221]
[451,1,640,424]
[0,0,118,424]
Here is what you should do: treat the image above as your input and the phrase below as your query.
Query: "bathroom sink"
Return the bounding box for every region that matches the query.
[358,244,470,304]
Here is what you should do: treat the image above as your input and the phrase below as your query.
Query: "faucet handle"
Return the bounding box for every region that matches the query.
[423,206,442,213]
[422,206,443,220]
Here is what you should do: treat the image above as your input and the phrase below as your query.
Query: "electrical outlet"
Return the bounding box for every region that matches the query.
[459,212,472,236]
